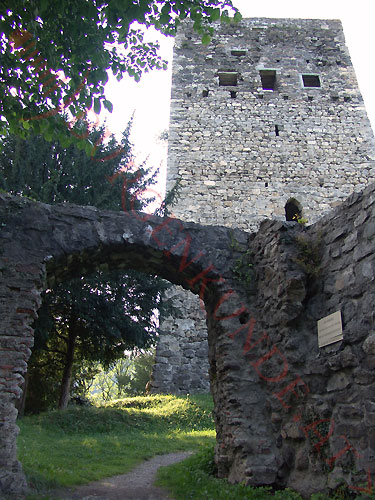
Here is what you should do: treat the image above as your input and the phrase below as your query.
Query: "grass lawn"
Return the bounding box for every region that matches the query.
[156,446,305,500]
[17,394,351,500]
[17,394,215,497]
[156,448,360,500]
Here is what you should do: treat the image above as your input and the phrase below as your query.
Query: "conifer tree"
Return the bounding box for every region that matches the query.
[0,123,169,411]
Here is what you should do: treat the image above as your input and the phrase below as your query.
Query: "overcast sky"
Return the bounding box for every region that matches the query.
[103,0,375,195]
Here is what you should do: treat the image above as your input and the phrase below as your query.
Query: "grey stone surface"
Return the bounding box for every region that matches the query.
[2,16,375,500]
[150,286,210,394]
[167,18,375,229]
[151,17,375,400]
[1,181,375,496]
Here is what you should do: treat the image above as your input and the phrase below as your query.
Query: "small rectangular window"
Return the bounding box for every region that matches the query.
[218,72,238,86]
[302,74,321,88]
[231,49,247,57]
[259,70,276,90]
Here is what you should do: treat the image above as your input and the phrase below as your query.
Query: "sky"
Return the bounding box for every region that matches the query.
[102,0,375,198]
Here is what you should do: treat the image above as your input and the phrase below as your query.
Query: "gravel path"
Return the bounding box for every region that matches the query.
[47,451,192,500]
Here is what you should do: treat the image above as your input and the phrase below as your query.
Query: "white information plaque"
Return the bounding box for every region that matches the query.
[317,311,343,348]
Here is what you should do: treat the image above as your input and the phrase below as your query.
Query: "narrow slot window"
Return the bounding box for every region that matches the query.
[259,70,276,90]
[302,74,321,88]
[218,72,238,86]
[230,91,237,99]
[275,125,280,136]
[231,49,247,57]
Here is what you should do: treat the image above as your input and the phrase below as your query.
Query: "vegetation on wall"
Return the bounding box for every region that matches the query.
[229,231,255,295]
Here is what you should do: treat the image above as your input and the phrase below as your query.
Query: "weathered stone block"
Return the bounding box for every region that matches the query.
[363,332,375,355]
[327,372,351,392]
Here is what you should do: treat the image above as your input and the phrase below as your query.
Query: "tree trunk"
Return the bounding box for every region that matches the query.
[58,327,77,409]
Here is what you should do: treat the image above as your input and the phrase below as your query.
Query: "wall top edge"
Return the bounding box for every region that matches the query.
[177,17,343,32]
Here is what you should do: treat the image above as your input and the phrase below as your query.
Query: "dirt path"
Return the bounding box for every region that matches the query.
[47,451,192,500]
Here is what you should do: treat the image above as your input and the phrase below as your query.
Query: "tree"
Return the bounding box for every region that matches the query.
[88,350,155,402]
[1,0,240,149]
[127,349,156,395]
[0,123,170,411]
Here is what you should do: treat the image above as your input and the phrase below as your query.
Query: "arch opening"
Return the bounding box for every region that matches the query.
[285,198,302,222]
[0,195,233,497]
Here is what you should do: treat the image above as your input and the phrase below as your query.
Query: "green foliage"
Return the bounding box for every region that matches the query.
[125,349,155,395]
[90,359,133,403]
[31,394,214,434]
[154,176,181,217]
[1,0,239,149]
[0,120,153,208]
[17,394,215,496]
[18,394,349,500]
[293,215,309,225]
[311,484,361,500]
[301,409,333,474]
[89,350,156,402]
[156,445,304,500]
[105,393,215,431]
[0,124,170,412]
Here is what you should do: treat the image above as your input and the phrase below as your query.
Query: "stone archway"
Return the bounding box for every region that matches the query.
[0,193,253,497]
[1,190,374,498]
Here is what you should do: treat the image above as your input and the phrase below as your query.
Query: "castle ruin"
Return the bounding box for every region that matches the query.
[1,17,375,499]
[151,17,375,394]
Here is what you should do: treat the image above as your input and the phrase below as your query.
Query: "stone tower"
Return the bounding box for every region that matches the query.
[150,18,375,394]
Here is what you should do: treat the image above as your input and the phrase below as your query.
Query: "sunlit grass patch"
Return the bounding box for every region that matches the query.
[17,393,215,496]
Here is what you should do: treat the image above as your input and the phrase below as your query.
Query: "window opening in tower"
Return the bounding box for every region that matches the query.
[285,200,302,221]
[218,72,238,86]
[302,74,321,88]
[260,70,276,90]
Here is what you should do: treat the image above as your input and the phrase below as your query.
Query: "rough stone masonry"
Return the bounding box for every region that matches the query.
[150,17,375,395]
[1,17,375,500]
[0,181,375,497]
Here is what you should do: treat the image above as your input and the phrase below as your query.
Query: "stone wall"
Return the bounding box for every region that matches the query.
[150,286,210,394]
[0,195,240,498]
[167,18,375,228]
[0,185,375,497]
[151,17,375,396]
[212,181,375,494]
